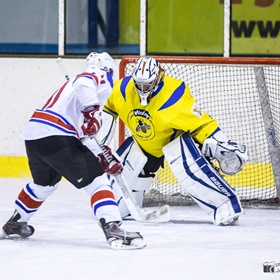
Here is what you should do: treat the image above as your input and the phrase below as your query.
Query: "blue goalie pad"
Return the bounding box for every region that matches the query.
[163,132,243,225]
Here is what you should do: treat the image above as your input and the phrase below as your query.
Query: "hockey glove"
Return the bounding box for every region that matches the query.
[81,105,102,136]
[97,145,123,175]
[202,138,249,175]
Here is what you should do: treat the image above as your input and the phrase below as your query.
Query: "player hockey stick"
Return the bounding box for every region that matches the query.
[56,57,70,81]
[92,135,171,223]
[55,57,170,222]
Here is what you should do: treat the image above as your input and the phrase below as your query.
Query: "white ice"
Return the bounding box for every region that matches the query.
[0,178,279,280]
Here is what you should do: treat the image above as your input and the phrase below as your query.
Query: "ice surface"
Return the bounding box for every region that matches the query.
[0,178,279,280]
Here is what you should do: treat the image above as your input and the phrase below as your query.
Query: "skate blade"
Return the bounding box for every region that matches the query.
[0,228,33,240]
[0,229,8,239]
[110,238,147,250]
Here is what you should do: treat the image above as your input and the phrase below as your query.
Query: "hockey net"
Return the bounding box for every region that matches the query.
[118,56,280,206]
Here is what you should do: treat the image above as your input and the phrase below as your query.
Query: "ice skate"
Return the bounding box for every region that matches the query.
[0,210,34,239]
[99,218,146,250]
[219,215,240,226]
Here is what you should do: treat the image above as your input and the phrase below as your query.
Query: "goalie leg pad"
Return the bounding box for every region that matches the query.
[163,132,243,225]
[116,137,147,182]
[112,175,153,218]
[113,137,152,218]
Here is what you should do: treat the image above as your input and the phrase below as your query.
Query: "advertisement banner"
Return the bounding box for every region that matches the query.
[231,0,280,55]
[147,0,224,54]
[146,0,280,55]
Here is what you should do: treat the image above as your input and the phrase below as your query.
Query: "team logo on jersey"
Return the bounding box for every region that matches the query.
[191,103,204,118]
[127,109,155,140]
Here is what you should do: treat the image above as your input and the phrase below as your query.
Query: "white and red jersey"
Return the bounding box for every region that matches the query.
[22,66,113,140]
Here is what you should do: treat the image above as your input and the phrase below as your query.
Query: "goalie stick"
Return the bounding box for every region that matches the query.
[55,58,171,223]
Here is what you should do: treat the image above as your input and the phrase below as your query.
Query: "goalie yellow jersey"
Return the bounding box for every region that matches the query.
[104,75,219,157]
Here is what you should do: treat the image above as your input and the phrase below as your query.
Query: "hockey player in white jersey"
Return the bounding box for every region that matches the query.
[0,52,145,250]
[101,56,249,226]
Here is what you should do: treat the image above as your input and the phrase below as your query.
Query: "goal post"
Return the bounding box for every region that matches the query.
[118,56,280,206]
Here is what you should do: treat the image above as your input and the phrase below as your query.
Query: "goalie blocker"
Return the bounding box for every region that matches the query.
[163,132,244,226]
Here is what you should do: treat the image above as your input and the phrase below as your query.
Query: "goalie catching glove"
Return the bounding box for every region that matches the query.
[81,105,102,136]
[202,138,249,175]
[97,145,123,175]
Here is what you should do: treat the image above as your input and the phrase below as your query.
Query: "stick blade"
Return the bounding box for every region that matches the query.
[144,205,171,223]
[110,238,147,250]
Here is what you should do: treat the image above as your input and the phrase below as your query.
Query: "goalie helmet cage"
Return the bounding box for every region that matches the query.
[118,56,280,206]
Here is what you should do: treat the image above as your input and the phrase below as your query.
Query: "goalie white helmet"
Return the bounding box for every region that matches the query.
[85,52,116,78]
[132,57,165,106]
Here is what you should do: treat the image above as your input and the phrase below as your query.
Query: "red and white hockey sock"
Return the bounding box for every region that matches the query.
[15,182,58,222]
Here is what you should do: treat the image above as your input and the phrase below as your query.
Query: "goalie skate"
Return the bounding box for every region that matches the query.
[220,216,239,226]
[99,218,146,250]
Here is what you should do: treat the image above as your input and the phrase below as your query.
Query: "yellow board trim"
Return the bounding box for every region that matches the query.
[0,156,275,189]
[157,161,274,189]
[0,156,31,178]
